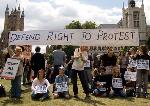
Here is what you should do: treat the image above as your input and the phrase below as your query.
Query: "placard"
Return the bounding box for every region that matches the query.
[0,58,20,79]
[137,59,149,70]
[124,71,136,81]
[35,85,47,94]
[56,82,68,92]
[112,78,123,88]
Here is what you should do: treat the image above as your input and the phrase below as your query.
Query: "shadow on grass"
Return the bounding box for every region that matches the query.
[73,96,106,106]
[1,98,23,106]
[108,96,135,102]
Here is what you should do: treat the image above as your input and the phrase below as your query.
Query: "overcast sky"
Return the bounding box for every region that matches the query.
[0,0,150,53]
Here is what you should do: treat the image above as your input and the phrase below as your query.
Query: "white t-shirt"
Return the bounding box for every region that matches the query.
[72,48,87,71]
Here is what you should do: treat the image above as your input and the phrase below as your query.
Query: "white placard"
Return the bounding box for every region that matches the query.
[137,59,149,70]
[35,85,47,94]
[112,78,123,88]
[124,71,136,81]
[9,29,139,46]
[56,82,68,92]
[128,59,137,68]
[0,58,20,79]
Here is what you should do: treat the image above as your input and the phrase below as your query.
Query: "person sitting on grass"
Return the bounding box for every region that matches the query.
[110,65,126,97]
[54,66,69,99]
[31,69,50,101]
[92,68,107,97]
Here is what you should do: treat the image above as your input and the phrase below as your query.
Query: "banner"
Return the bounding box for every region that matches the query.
[9,29,139,46]
[112,78,123,88]
[137,59,149,70]
[35,85,47,94]
[0,58,20,79]
[56,82,68,92]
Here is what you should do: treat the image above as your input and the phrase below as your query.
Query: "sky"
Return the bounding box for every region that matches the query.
[0,0,150,53]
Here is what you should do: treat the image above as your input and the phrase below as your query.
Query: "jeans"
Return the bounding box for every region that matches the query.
[84,67,92,85]
[71,69,89,95]
[136,69,148,95]
[31,91,49,100]
[11,75,22,98]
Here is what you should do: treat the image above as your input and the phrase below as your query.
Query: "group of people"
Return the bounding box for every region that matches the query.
[0,45,150,102]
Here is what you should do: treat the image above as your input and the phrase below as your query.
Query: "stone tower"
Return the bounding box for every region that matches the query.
[0,4,24,49]
[121,0,147,44]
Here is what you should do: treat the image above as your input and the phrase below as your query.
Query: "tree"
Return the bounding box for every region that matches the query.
[65,20,82,29]
[82,21,97,29]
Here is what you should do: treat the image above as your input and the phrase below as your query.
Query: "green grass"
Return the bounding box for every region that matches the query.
[0,79,150,106]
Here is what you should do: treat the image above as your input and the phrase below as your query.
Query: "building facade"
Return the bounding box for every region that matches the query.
[0,4,24,66]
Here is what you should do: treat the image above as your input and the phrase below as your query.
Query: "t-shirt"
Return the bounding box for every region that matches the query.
[53,50,66,66]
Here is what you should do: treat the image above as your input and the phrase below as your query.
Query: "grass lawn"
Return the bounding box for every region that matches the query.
[0,79,150,106]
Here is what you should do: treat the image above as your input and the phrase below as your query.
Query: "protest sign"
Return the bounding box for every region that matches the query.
[0,58,20,79]
[112,78,123,88]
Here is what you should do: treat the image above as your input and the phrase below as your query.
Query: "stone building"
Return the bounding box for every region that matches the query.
[0,4,24,66]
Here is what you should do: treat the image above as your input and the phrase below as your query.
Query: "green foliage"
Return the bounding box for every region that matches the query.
[82,21,97,29]
[65,20,82,29]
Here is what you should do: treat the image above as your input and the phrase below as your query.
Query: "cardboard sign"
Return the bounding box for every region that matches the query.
[124,71,136,81]
[137,59,149,70]
[112,78,123,88]
[56,82,68,92]
[35,85,47,94]
[128,59,137,68]
[0,58,20,79]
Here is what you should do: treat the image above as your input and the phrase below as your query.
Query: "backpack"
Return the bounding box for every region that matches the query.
[0,84,6,97]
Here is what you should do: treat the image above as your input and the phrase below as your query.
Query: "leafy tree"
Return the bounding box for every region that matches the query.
[82,21,97,29]
[65,20,82,29]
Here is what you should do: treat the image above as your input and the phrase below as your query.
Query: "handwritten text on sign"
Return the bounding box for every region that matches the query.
[9,29,139,46]
[35,85,47,94]
[0,58,20,79]
[112,78,123,88]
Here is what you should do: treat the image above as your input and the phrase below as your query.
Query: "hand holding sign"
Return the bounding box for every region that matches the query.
[35,85,47,94]
[56,82,68,92]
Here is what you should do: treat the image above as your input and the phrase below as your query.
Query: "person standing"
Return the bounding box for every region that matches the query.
[71,46,90,98]
[51,45,66,83]
[31,46,45,79]
[10,46,24,99]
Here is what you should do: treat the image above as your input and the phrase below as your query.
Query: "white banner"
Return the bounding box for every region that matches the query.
[112,78,123,88]
[35,85,47,94]
[9,29,139,46]
[137,59,149,70]
[0,58,20,79]
[56,82,68,92]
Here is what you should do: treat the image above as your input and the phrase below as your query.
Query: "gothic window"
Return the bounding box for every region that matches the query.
[133,11,139,28]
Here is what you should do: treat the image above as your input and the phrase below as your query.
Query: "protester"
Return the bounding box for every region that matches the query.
[135,45,150,98]
[83,46,93,89]
[31,69,50,101]
[71,46,90,98]
[110,65,126,97]
[100,47,117,95]
[92,68,107,96]
[54,66,69,99]
[10,46,24,100]
[51,45,66,84]
[31,46,45,78]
